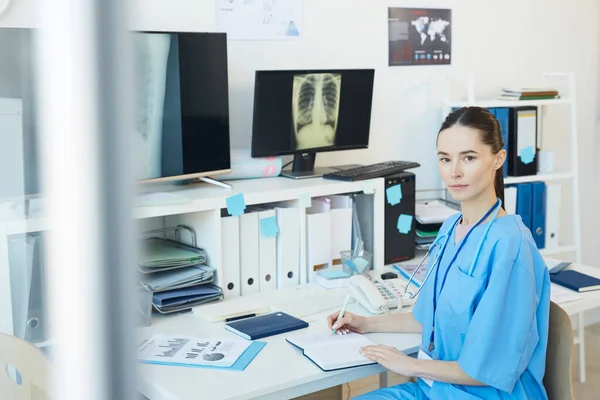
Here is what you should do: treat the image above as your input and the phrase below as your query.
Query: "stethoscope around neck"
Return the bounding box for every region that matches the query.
[402,198,503,299]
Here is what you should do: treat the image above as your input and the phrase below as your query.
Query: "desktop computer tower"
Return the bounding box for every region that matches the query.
[384,172,416,264]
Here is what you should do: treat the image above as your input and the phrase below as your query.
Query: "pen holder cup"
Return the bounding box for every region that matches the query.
[340,250,373,276]
[136,285,153,327]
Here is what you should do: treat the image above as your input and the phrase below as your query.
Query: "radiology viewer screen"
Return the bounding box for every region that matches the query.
[251,69,374,157]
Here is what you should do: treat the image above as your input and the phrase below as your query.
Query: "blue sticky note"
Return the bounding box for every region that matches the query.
[397,214,413,234]
[519,146,535,165]
[386,184,402,206]
[260,216,279,237]
[226,193,246,216]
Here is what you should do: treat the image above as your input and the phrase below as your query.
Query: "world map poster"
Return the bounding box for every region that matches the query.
[388,7,452,66]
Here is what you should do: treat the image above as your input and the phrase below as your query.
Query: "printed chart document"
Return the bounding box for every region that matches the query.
[137,334,251,368]
[215,0,303,40]
[286,332,376,371]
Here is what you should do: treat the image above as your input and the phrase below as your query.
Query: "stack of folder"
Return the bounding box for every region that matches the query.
[138,238,208,273]
[138,237,222,314]
[414,200,459,250]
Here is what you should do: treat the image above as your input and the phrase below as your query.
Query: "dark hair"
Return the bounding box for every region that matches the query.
[437,106,505,206]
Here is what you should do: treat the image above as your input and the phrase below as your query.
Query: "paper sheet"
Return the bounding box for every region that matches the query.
[137,334,251,368]
[215,0,303,40]
[550,283,583,304]
[415,200,458,224]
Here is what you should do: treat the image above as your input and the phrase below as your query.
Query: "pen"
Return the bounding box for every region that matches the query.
[225,313,256,322]
[332,294,352,334]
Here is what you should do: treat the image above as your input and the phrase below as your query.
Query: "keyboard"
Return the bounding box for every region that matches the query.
[322,160,421,181]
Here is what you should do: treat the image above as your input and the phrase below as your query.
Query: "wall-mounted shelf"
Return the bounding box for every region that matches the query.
[444,98,571,109]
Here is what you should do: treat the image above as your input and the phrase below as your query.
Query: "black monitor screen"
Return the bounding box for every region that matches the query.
[251,69,375,157]
[132,31,231,181]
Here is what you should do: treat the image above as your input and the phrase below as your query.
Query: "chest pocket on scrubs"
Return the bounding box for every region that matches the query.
[440,265,484,334]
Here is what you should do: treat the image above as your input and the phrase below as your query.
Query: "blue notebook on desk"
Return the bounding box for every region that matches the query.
[550,270,600,293]
[224,312,309,340]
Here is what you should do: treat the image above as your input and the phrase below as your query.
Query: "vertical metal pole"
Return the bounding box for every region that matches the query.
[35,1,137,399]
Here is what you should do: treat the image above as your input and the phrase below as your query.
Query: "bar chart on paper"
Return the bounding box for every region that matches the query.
[137,334,251,368]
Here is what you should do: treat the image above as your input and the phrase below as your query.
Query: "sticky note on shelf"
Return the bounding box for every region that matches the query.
[298,192,311,208]
[362,180,375,194]
[226,193,246,216]
[397,214,413,234]
[519,146,535,165]
[260,216,279,237]
[386,184,402,206]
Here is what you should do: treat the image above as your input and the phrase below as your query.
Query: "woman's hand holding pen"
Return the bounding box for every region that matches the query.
[327,310,369,334]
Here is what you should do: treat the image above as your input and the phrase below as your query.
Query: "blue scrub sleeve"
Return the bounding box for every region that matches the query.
[457,240,540,393]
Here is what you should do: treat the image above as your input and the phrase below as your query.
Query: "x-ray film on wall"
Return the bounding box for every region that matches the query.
[291,73,342,150]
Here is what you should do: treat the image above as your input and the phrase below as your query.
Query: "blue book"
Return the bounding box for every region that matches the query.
[224,312,308,340]
[550,270,600,293]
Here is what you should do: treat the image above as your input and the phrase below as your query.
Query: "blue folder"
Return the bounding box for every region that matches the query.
[494,108,510,177]
[531,182,547,249]
[137,341,266,371]
[516,183,533,233]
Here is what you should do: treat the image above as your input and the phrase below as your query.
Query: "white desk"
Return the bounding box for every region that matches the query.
[137,285,421,400]
[138,263,600,400]
[553,263,600,383]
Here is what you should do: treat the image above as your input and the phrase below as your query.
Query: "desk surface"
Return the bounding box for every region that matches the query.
[137,263,600,400]
[137,285,421,400]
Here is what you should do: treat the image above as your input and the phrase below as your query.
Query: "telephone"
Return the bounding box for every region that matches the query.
[349,275,410,315]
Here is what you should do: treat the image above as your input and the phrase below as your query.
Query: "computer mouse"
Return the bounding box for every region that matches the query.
[381,272,398,280]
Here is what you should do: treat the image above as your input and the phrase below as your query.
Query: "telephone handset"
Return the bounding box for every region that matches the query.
[349,275,404,314]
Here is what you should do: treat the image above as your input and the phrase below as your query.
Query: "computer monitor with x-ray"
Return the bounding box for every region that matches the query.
[251,69,375,179]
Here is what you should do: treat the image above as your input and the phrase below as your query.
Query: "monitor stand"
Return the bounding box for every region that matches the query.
[280,153,338,180]
[172,176,233,189]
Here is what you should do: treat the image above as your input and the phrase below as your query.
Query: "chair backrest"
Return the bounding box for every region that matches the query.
[0,333,52,400]
[543,301,575,400]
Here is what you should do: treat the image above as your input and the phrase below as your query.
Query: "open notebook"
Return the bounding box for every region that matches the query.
[286,332,376,371]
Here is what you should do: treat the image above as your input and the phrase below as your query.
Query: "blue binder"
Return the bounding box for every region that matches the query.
[531,182,546,249]
[516,183,533,233]
[494,108,510,177]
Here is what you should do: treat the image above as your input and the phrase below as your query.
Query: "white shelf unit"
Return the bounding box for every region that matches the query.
[0,176,386,338]
[442,72,586,382]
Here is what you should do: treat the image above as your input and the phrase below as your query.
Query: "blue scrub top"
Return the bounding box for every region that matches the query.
[409,213,551,399]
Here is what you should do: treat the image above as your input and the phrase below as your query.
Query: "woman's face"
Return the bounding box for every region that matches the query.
[436,125,505,202]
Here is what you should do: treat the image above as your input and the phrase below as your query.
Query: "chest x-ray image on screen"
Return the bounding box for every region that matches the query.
[292,73,342,150]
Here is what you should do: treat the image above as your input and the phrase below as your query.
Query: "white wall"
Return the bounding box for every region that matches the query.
[2,0,600,267]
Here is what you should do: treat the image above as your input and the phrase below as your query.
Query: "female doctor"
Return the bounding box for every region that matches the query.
[327,106,551,399]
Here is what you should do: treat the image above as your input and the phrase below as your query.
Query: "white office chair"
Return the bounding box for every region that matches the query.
[0,333,52,400]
